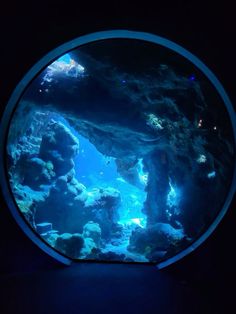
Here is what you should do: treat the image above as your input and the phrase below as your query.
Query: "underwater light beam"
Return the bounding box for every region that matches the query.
[167,181,180,209]
[137,158,149,186]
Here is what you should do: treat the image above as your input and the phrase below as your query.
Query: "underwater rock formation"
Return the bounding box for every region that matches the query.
[142,150,170,225]
[80,238,98,258]
[7,109,53,168]
[11,183,48,229]
[19,157,55,189]
[39,119,79,176]
[128,223,186,261]
[8,116,82,226]
[115,158,144,189]
[8,117,79,188]
[36,222,52,234]
[55,233,84,258]
[36,181,121,239]
[82,221,101,247]
[30,59,232,236]
[97,251,126,262]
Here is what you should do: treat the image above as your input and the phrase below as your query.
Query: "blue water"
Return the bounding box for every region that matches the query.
[54,115,147,224]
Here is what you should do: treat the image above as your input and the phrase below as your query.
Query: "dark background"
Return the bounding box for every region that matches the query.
[0,1,235,313]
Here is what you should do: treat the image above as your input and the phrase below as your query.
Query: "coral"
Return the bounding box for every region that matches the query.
[83,221,101,247]
[18,157,55,189]
[55,233,84,258]
[35,174,121,240]
[12,183,47,229]
[80,237,98,258]
[84,187,121,239]
[17,199,36,229]
[45,161,54,171]
[47,232,59,247]
[39,119,79,176]
[146,113,164,131]
[128,223,186,261]
[97,251,126,262]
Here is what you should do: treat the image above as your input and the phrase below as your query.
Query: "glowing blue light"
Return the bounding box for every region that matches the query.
[120,217,146,228]
[189,74,195,81]
[207,171,216,179]
[57,53,72,64]
[167,184,176,207]
[137,159,149,186]
[130,218,145,228]
[167,181,180,208]
[197,154,207,164]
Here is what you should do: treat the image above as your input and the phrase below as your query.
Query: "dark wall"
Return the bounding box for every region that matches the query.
[0,1,235,313]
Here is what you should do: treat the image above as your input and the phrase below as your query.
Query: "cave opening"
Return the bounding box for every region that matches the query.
[57,114,148,221]
[56,114,149,260]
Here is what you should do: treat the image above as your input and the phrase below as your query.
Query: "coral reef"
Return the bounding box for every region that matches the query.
[83,221,101,247]
[35,178,121,238]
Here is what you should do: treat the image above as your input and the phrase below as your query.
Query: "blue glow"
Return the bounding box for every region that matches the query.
[57,53,72,64]
[167,181,180,209]
[197,154,207,164]
[207,171,216,179]
[189,74,196,81]
[137,158,149,186]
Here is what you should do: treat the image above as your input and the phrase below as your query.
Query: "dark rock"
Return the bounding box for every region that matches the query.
[124,257,135,262]
[39,119,79,176]
[83,221,101,247]
[146,250,167,262]
[83,247,102,260]
[142,150,170,225]
[36,222,52,234]
[20,157,55,189]
[115,158,143,189]
[80,237,98,258]
[128,223,186,261]
[55,233,84,258]
[98,251,126,262]
[35,182,121,239]
[12,184,48,229]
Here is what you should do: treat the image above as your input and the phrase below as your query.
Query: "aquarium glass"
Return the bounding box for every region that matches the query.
[5,36,235,264]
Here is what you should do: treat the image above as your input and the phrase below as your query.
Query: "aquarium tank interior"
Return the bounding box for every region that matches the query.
[3,32,235,265]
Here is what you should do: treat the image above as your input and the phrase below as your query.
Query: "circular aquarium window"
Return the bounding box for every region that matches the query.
[0,30,235,268]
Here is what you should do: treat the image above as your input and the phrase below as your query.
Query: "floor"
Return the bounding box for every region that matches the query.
[0,261,231,314]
